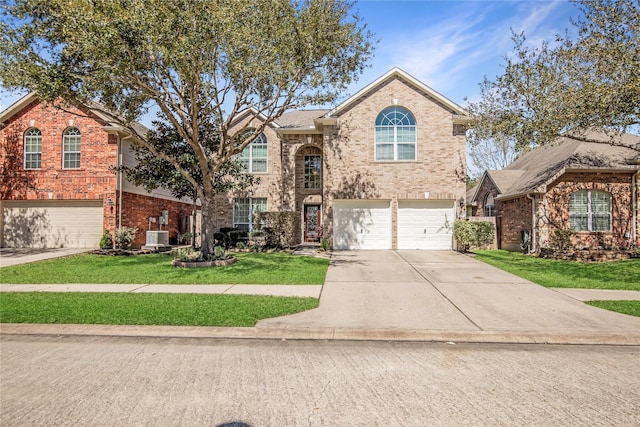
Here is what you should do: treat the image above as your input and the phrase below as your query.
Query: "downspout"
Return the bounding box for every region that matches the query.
[116,135,123,229]
[118,133,134,229]
[633,171,638,245]
[526,194,536,253]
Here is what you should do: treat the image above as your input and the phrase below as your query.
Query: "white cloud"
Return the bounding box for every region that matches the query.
[356,1,579,104]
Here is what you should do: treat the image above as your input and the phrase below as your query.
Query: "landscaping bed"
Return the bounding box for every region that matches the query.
[539,248,639,262]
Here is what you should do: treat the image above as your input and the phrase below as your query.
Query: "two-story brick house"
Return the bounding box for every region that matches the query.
[214,68,469,250]
[0,93,195,248]
[1,68,469,250]
[468,131,640,252]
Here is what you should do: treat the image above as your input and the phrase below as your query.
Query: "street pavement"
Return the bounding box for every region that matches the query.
[1,249,639,345]
[2,336,639,426]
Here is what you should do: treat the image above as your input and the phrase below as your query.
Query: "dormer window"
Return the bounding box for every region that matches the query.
[375,106,416,161]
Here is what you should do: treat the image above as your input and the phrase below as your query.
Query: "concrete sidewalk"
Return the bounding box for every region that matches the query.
[2,250,639,345]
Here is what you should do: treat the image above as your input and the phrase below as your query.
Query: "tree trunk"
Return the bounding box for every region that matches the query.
[199,196,217,258]
[191,189,197,250]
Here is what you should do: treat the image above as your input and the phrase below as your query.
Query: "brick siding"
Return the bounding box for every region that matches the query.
[1,99,119,232]
[120,192,194,248]
[322,76,466,246]
[541,173,635,249]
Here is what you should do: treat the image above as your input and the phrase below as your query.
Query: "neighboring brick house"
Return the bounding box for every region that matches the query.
[1,68,469,250]
[0,93,195,248]
[213,68,469,249]
[468,131,640,252]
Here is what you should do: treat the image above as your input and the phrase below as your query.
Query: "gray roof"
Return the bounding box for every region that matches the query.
[276,109,329,128]
[486,170,526,194]
[495,131,640,199]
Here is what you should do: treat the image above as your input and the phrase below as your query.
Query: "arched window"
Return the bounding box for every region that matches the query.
[24,128,42,169]
[569,190,611,231]
[237,129,267,173]
[63,127,81,169]
[483,194,495,217]
[375,106,416,161]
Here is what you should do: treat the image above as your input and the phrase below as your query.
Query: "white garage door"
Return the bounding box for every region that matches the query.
[397,200,454,250]
[333,200,391,250]
[2,200,103,248]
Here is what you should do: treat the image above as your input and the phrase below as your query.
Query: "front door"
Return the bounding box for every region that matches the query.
[304,205,321,242]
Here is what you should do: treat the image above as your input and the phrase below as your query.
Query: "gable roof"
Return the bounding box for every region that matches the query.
[0,92,150,139]
[466,169,525,206]
[323,67,470,123]
[493,132,640,200]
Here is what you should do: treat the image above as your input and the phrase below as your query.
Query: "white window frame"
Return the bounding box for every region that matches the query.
[233,197,267,231]
[304,155,322,189]
[62,127,81,169]
[24,127,42,169]
[238,131,267,173]
[483,194,495,217]
[374,106,417,161]
[569,190,612,232]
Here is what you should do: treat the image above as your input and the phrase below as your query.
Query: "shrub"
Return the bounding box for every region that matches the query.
[453,220,495,252]
[114,227,138,250]
[549,228,574,250]
[178,232,192,245]
[254,211,299,248]
[213,232,230,248]
[320,238,331,252]
[213,245,226,259]
[99,230,113,250]
[228,230,248,247]
[172,247,201,262]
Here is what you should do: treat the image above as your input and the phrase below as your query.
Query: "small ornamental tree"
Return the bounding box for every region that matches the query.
[0,0,374,257]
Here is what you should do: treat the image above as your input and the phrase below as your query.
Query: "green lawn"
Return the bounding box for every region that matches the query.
[474,250,640,317]
[585,300,640,318]
[474,250,640,291]
[0,252,329,285]
[0,292,319,326]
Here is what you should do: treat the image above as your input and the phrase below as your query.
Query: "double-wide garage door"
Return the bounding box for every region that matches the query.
[333,199,454,250]
[1,200,103,248]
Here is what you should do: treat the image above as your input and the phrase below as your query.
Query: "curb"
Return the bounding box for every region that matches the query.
[2,323,639,346]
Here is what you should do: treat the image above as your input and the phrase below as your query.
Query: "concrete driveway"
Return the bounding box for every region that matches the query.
[0,248,90,267]
[258,250,640,336]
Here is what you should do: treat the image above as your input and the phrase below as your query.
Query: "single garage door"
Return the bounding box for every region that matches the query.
[397,200,454,250]
[333,200,391,250]
[2,200,103,248]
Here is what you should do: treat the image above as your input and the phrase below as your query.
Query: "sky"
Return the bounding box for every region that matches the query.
[0,0,582,122]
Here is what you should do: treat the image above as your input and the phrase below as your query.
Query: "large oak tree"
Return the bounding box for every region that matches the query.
[0,0,374,256]
[466,0,639,152]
